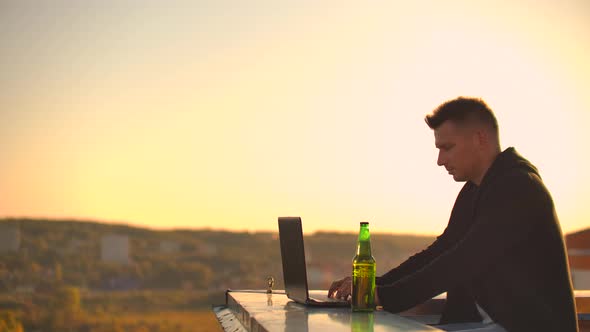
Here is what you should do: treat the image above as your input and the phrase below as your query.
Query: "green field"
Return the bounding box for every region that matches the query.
[82,310,223,332]
[0,290,224,332]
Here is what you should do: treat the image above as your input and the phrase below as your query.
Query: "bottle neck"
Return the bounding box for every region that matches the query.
[356,224,372,256]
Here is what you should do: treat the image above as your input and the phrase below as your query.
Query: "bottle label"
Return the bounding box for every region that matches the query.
[352,263,376,311]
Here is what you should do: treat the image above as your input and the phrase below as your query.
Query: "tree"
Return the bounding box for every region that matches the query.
[181,263,213,288]
[56,286,80,315]
[54,263,63,283]
[0,311,24,332]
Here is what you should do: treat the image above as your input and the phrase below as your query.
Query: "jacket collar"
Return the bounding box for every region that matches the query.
[471,147,537,190]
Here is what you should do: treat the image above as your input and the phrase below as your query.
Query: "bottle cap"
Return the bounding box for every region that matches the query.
[360,222,369,225]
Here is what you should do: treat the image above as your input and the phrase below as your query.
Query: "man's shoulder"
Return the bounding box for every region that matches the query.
[487,166,552,205]
[495,165,543,187]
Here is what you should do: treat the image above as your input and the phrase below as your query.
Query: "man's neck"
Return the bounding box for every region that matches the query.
[472,148,502,186]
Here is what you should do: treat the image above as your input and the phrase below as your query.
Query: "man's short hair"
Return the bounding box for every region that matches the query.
[425,97,498,135]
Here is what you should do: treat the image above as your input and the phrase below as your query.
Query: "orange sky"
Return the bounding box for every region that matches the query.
[1,1,589,234]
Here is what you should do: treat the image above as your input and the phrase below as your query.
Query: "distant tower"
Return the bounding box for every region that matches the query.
[0,223,20,252]
[101,234,130,264]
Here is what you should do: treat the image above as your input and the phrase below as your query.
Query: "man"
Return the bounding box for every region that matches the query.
[329,97,578,331]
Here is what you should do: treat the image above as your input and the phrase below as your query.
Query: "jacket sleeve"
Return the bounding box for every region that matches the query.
[377,182,475,286]
[377,171,546,313]
[376,227,456,285]
[439,285,483,324]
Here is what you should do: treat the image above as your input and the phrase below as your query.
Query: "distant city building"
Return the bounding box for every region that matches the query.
[68,239,86,252]
[566,229,590,289]
[101,234,130,264]
[197,242,218,256]
[0,223,20,252]
[160,240,180,253]
[15,285,34,294]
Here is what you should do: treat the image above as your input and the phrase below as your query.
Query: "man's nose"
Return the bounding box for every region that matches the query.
[437,151,445,166]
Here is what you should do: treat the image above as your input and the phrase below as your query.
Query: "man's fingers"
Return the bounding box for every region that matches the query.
[328,287,335,297]
[328,277,350,298]
[328,280,342,297]
[329,277,353,298]
[338,279,351,299]
[328,282,338,297]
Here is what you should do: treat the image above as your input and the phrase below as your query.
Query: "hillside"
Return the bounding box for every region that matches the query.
[0,218,435,297]
[2,218,583,331]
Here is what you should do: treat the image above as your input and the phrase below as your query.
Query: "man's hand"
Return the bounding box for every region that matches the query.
[328,276,352,300]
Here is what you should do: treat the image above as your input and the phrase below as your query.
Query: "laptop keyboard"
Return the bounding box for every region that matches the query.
[308,291,348,303]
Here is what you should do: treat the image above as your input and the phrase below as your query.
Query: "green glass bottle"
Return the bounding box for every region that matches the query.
[352,221,376,312]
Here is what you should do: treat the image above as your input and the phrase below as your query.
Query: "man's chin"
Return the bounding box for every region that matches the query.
[452,174,467,182]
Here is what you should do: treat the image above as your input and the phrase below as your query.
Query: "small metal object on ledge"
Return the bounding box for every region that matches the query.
[266,276,274,294]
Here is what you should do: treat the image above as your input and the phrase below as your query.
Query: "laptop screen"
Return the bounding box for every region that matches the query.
[278,217,310,303]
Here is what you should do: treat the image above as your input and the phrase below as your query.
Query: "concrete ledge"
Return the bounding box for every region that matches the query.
[398,290,590,329]
[213,305,248,332]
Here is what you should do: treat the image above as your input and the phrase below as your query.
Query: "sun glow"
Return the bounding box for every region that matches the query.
[1,1,589,234]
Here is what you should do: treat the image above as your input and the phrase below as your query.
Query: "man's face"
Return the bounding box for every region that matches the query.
[434,121,481,182]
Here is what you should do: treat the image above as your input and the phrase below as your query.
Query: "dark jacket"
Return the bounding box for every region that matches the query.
[376,148,578,332]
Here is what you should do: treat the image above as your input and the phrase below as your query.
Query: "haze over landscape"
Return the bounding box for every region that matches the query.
[1,1,589,235]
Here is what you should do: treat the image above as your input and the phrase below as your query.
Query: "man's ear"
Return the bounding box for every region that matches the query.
[474,129,488,148]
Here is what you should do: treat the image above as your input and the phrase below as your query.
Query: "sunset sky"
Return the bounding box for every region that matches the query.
[1,1,589,235]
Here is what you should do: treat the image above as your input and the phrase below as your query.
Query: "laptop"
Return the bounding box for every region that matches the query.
[278,216,349,307]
